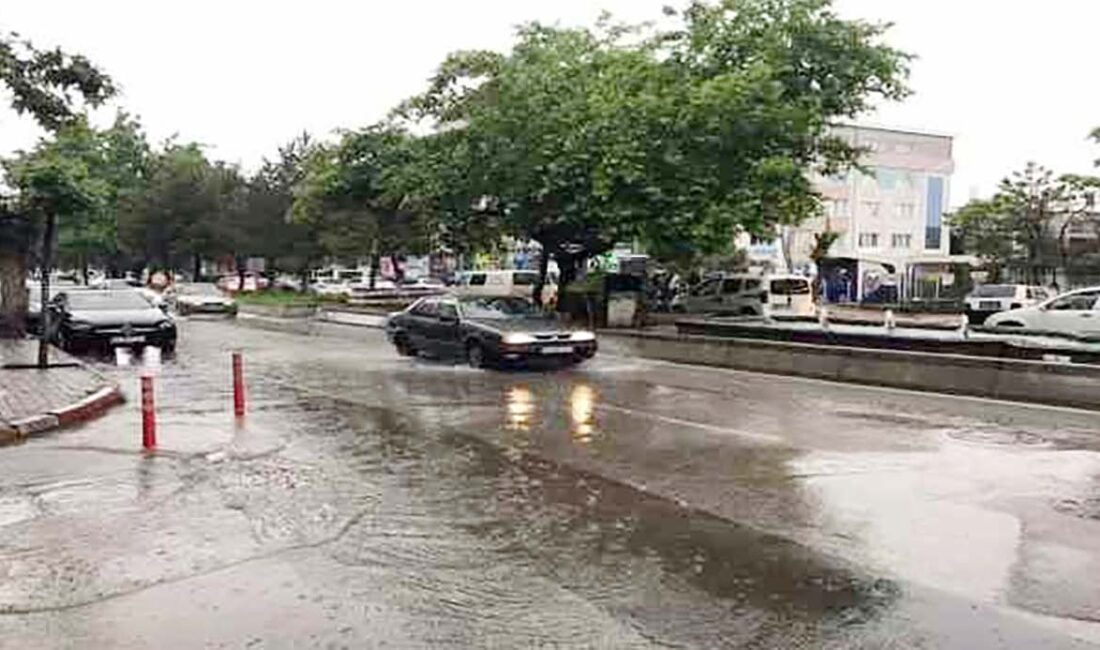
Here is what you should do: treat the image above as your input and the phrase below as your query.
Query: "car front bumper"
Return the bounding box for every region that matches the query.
[66,328,177,351]
[494,340,598,364]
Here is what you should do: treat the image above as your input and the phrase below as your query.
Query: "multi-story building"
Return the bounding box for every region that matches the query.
[745,124,966,302]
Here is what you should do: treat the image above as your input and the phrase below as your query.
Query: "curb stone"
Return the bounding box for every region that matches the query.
[2,383,123,442]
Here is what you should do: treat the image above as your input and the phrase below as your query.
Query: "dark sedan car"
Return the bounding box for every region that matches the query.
[386,295,597,368]
[49,290,177,354]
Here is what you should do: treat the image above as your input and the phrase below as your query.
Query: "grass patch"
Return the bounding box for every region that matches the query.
[233,290,328,306]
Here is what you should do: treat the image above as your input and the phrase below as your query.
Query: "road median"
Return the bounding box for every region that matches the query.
[599,330,1100,410]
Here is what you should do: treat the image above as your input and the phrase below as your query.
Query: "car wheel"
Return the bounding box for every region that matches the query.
[394,335,417,357]
[466,342,486,369]
[739,307,758,317]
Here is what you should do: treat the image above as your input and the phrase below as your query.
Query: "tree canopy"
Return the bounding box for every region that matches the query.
[399,0,911,290]
[950,162,1100,284]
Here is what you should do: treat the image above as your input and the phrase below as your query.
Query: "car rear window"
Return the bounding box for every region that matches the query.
[770,278,809,295]
[971,285,1016,298]
[468,274,487,286]
[512,272,539,286]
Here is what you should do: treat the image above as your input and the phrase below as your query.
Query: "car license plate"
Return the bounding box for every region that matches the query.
[110,335,145,345]
[978,301,1001,311]
[540,345,574,355]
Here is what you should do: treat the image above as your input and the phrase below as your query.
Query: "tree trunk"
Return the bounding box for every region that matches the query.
[0,250,28,339]
[192,253,202,282]
[38,214,57,368]
[236,255,246,291]
[368,255,378,290]
[390,255,404,283]
[532,248,550,306]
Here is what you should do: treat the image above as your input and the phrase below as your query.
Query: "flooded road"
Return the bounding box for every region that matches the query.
[2,318,1100,647]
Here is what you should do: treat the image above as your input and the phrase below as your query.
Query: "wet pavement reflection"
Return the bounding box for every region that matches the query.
[1,318,1100,647]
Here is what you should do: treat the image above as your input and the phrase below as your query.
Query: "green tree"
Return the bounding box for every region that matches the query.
[52,114,151,281]
[401,0,910,302]
[245,134,324,288]
[4,132,108,365]
[949,163,1100,284]
[0,31,115,337]
[119,142,243,279]
[292,126,432,286]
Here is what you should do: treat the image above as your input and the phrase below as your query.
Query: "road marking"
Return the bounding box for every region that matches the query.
[600,353,1100,417]
[597,402,783,445]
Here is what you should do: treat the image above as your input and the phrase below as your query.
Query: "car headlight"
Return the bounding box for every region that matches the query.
[503,333,537,345]
[571,331,596,342]
[69,320,93,331]
[158,320,175,330]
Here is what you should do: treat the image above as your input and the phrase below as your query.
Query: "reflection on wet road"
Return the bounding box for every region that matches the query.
[1,318,1100,647]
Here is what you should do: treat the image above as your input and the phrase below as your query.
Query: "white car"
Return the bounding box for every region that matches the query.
[675,273,815,317]
[175,283,237,315]
[453,270,558,304]
[964,284,1050,324]
[310,280,352,298]
[986,287,1100,337]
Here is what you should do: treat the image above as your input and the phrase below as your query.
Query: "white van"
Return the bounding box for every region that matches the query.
[677,273,814,317]
[454,270,558,304]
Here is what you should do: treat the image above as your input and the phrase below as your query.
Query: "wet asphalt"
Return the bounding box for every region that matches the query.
[2,317,1100,648]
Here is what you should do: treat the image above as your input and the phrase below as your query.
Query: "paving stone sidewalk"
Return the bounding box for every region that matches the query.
[0,339,122,438]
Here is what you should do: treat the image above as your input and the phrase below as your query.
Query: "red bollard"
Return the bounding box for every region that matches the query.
[141,374,156,450]
[232,351,246,417]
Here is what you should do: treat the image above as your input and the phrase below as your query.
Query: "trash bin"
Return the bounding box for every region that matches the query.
[604,273,645,328]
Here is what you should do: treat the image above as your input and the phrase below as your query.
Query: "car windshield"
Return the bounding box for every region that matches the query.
[66,291,152,311]
[181,284,223,296]
[971,285,1017,298]
[459,296,542,319]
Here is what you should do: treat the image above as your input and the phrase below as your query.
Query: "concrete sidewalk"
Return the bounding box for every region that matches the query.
[0,339,123,441]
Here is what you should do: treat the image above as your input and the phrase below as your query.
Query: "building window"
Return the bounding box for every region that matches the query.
[829,199,850,218]
[925,176,944,249]
[858,232,879,248]
[891,233,912,249]
[861,201,880,218]
[896,203,915,220]
[877,168,898,190]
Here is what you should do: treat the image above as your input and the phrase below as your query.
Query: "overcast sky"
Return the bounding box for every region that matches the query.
[3,0,1098,207]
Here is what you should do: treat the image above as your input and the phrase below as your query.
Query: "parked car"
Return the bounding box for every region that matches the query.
[272,274,304,292]
[309,280,352,299]
[964,284,1051,324]
[217,272,269,293]
[674,273,814,317]
[48,290,177,354]
[175,283,237,315]
[453,270,557,304]
[385,295,596,368]
[986,287,1100,337]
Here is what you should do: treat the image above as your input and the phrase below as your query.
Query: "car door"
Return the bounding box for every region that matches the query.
[432,301,463,358]
[1036,290,1100,334]
[405,299,438,350]
[684,278,721,313]
[718,278,744,312]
